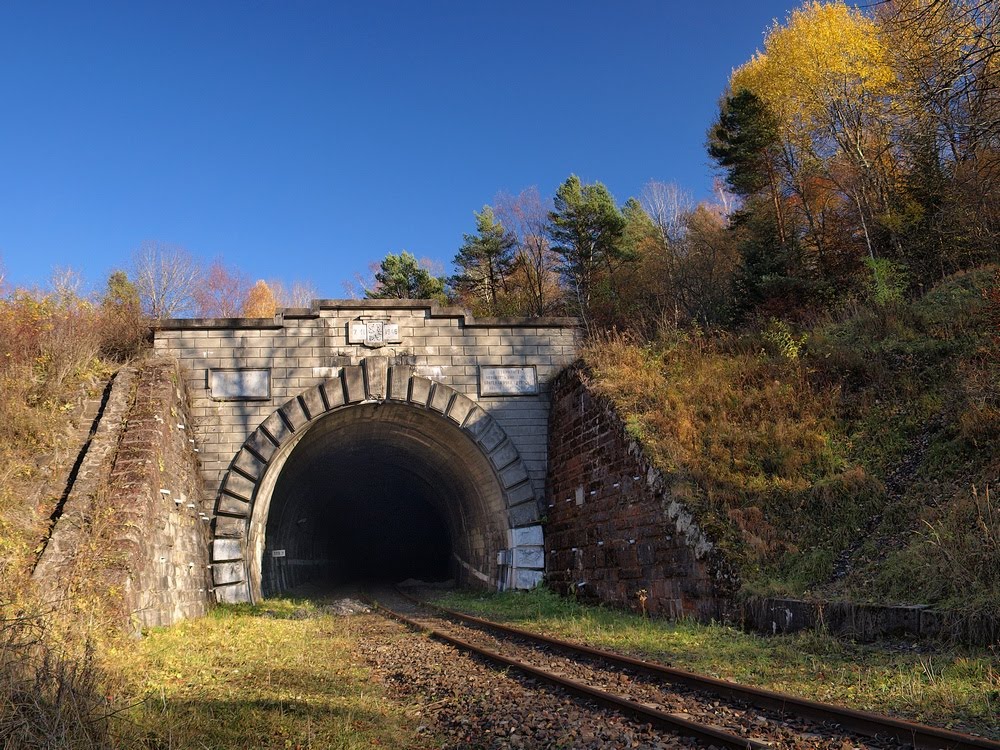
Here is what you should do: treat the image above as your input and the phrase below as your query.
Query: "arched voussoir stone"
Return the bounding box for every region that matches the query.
[209,355,542,604]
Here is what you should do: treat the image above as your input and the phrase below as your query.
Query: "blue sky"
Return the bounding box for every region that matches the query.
[0,1,799,297]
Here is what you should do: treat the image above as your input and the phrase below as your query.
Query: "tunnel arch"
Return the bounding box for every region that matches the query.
[208,357,544,603]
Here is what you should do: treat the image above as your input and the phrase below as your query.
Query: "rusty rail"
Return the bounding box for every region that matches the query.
[396,589,1000,750]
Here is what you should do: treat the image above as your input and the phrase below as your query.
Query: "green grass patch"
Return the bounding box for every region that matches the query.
[435,587,1000,739]
[109,600,427,749]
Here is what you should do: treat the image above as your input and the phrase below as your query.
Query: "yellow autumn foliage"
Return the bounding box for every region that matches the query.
[732,1,896,160]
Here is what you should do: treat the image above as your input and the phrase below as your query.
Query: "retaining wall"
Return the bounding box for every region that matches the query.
[33,358,210,630]
[545,366,738,619]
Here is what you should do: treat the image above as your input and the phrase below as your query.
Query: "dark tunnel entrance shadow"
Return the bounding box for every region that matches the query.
[259,402,505,597]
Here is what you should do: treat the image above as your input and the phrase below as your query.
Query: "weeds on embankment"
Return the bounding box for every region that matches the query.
[581,267,1000,615]
[436,587,1000,740]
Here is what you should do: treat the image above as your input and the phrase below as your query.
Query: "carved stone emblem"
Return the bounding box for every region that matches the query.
[347,319,402,348]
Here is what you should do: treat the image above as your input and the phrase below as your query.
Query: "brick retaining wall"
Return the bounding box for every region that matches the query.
[545,366,738,619]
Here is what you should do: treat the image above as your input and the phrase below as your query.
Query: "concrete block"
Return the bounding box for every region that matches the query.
[478,421,506,453]
[512,547,545,569]
[505,481,535,507]
[489,441,518,470]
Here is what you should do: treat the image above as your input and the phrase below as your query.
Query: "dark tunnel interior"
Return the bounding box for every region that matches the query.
[259,403,505,596]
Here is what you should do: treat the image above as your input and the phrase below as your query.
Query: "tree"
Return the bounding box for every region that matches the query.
[242,280,277,318]
[99,270,146,361]
[193,259,250,317]
[366,251,446,301]
[708,89,787,246]
[547,175,628,331]
[729,2,900,262]
[493,187,563,317]
[130,240,202,319]
[269,279,319,308]
[450,206,517,316]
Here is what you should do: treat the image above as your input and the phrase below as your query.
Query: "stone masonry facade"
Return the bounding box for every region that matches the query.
[545,366,738,619]
[153,301,578,511]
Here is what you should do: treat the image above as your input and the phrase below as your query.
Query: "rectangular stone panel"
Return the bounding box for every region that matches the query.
[342,365,365,403]
[478,421,506,453]
[233,448,266,480]
[505,481,535,507]
[208,369,270,400]
[479,366,538,396]
[513,569,543,590]
[512,547,545,569]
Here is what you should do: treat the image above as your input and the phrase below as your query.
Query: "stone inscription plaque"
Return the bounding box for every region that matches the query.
[209,369,271,401]
[347,320,402,348]
[479,365,538,396]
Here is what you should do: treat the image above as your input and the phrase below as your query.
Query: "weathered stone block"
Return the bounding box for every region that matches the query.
[212,561,245,585]
[212,538,242,562]
[342,365,365,403]
[428,384,453,414]
[322,377,345,408]
[409,376,432,406]
[299,385,326,421]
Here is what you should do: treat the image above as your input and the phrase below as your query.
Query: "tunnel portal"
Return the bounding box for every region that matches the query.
[256,401,509,596]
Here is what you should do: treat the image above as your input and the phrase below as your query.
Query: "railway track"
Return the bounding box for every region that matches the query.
[364,587,1000,750]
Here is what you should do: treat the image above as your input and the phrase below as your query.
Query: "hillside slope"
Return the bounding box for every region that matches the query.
[582,267,999,615]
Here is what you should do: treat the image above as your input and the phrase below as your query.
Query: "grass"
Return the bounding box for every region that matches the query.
[434,587,1000,739]
[109,599,428,749]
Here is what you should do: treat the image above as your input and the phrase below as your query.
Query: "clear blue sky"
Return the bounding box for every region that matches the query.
[0,0,799,296]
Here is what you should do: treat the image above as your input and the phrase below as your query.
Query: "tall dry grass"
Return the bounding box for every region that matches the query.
[0,287,148,749]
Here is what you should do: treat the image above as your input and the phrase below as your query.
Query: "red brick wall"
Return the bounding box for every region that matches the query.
[545,367,737,619]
